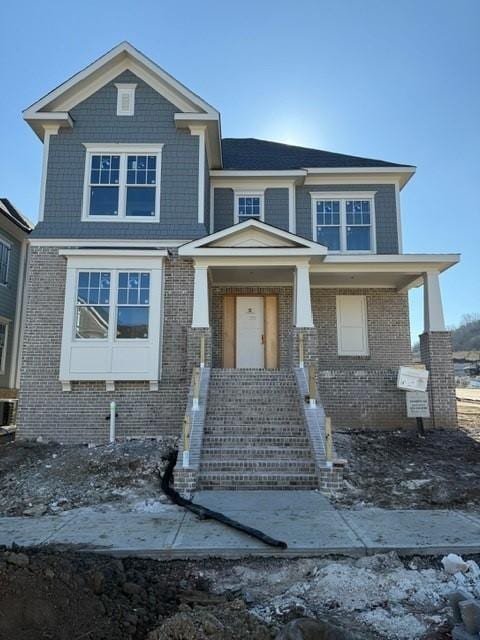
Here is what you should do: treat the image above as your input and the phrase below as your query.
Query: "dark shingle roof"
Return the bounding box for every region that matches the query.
[0,199,33,233]
[221,138,412,171]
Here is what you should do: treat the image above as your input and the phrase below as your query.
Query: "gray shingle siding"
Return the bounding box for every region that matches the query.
[213,187,289,233]
[34,70,205,240]
[295,184,399,254]
[265,188,289,231]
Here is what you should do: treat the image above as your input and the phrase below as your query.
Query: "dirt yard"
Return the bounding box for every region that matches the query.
[334,396,480,509]
[0,438,175,517]
[0,546,476,640]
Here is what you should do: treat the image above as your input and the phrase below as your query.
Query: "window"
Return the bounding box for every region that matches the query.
[0,242,10,285]
[82,145,163,221]
[60,252,165,385]
[234,191,264,223]
[0,322,8,373]
[311,192,376,252]
[115,83,136,116]
[336,295,369,356]
[75,271,149,341]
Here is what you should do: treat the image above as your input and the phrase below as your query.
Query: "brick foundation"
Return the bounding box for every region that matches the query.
[420,331,457,428]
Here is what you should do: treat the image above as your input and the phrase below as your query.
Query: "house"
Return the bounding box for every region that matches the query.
[18,42,459,491]
[0,199,32,427]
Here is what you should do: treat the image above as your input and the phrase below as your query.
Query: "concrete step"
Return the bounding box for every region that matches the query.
[201,447,313,460]
[200,459,316,473]
[198,472,318,490]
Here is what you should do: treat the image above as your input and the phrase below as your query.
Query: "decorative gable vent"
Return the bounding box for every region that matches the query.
[115,83,136,116]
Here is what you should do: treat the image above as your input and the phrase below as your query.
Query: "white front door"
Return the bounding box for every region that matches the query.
[236,296,264,368]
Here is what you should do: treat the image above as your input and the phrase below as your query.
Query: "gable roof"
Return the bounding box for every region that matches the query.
[178,219,327,257]
[221,138,412,170]
[0,199,33,234]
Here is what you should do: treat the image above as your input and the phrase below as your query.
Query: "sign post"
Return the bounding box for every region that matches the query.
[397,366,430,436]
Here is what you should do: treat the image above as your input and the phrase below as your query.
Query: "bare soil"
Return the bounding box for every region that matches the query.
[0,547,468,640]
[0,438,175,517]
[334,398,480,509]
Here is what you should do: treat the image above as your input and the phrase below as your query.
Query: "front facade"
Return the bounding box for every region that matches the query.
[18,43,458,488]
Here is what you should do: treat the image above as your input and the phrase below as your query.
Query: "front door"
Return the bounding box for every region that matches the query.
[235,296,264,368]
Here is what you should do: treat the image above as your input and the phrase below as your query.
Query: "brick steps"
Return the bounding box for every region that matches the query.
[197,368,317,491]
[199,472,318,490]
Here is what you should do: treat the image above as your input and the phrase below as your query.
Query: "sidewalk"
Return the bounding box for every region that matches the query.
[0,491,479,558]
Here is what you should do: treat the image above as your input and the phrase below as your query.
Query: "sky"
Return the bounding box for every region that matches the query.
[0,0,479,341]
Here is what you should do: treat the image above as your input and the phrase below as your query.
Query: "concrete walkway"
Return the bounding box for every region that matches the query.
[0,491,479,558]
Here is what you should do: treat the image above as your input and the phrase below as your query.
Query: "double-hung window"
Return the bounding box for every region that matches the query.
[60,252,166,385]
[0,240,11,285]
[311,192,376,252]
[234,191,264,223]
[83,145,163,221]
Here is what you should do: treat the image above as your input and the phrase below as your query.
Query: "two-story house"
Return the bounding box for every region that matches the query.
[19,42,458,491]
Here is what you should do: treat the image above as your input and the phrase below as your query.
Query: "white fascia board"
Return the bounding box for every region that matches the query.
[29,238,185,247]
[185,247,325,257]
[178,218,327,255]
[210,177,299,189]
[210,170,306,178]
[305,166,416,189]
[23,42,219,117]
[82,142,164,152]
[323,253,460,265]
[310,254,460,274]
[58,249,168,258]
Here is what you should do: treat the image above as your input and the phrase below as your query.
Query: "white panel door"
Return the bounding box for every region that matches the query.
[236,296,264,368]
[336,295,369,356]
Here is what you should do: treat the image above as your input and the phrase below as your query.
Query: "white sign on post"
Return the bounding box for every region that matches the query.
[397,366,429,392]
[406,391,430,418]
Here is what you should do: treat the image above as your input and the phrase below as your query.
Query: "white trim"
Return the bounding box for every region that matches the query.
[29,238,185,248]
[0,319,10,375]
[336,295,369,356]
[288,182,296,234]
[59,249,168,258]
[115,83,136,116]
[38,126,60,222]
[189,126,206,224]
[310,192,377,254]
[395,181,403,254]
[305,166,415,175]
[23,41,219,118]
[321,253,460,264]
[423,270,446,332]
[233,189,265,224]
[81,145,163,223]
[179,218,327,257]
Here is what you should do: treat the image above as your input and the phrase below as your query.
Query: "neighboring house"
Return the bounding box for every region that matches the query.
[18,42,459,490]
[0,199,32,426]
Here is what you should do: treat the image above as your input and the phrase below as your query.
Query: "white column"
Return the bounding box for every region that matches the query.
[423,270,446,332]
[295,264,314,328]
[192,265,209,327]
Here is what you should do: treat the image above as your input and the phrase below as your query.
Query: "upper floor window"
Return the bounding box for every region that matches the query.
[0,241,10,285]
[311,192,376,253]
[234,191,264,224]
[82,144,163,222]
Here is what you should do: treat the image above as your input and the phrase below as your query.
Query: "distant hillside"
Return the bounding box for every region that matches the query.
[413,314,480,355]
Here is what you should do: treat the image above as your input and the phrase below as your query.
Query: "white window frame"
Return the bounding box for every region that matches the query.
[234,190,265,224]
[336,295,369,357]
[311,191,376,253]
[115,83,136,116]
[0,236,11,286]
[59,251,166,385]
[82,144,163,223]
[0,318,9,374]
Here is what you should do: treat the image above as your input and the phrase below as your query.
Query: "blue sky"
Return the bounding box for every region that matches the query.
[1,0,478,340]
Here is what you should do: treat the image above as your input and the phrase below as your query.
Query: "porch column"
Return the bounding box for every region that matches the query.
[295,263,314,327]
[420,270,457,428]
[423,270,446,332]
[192,264,209,327]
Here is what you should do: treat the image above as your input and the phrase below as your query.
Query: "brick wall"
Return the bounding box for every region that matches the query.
[16,247,195,443]
[420,331,457,428]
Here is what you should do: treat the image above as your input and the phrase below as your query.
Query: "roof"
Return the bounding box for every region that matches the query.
[221,138,413,171]
[0,199,33,234]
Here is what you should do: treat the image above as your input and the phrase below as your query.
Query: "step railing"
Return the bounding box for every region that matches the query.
[182,415,191,466]
[325,416,333,467]
[298,331,304,368]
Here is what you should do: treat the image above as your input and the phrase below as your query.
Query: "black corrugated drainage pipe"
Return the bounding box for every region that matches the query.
[160,450,288,549]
